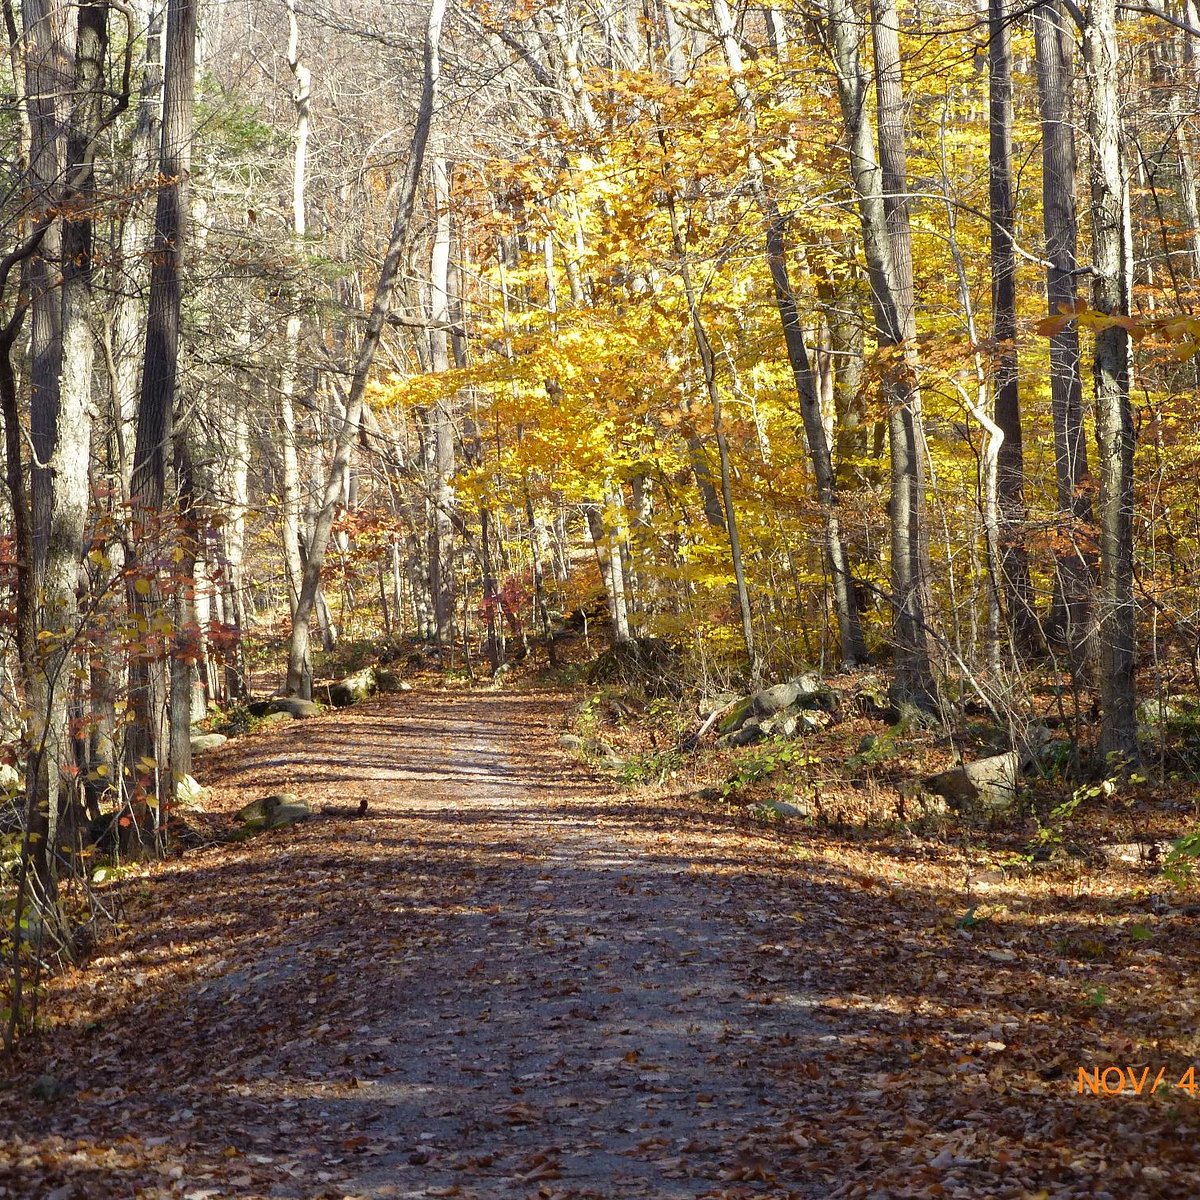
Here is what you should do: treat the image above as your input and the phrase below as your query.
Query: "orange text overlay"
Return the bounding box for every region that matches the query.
[1078,1066,1198,1097]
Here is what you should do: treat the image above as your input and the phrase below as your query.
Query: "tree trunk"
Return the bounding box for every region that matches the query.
[21,0,69,891]
[23,0,71,594]
[22,0,111,891]
[585,498,632,644]
[1034,0,1096,661]
[426,156,456,649]
[663,196,758,679]
[1082,0,1139,764]
[988,0,1038,654]
[222,403,250,700]
[278,0,309,625]
[110,0,163,492]
[125,0,197,818]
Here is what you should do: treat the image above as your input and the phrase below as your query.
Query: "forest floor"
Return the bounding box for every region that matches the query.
[2,681,1200,1198]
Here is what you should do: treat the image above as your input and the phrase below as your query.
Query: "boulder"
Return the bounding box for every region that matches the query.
[375,668,411,694]
[699,692,740,717]
[190,732,228,755]
[558,733,584,750]
[235,793,311,831]
[729,721,766,747]
[718,697,755,735]
[1098,840,1173,866]
[760,708,829,739]
[924,751,1020,814]
[759,797,810,819]
[853,677,897,722]
[920,792,951,819]
[1137,697,1186,727]
[265,802,311,829]
[175,774,210,809]
[259,711,292,726]
[722,674,834,735]
[896,780,950,819]
[751,681,807,720]
[265,696,323,720]
[761,713,799,739]
[324,667,378,708]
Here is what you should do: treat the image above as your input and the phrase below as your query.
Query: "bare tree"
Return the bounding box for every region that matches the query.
[1082,0,1139,763]
[286,0,447,697]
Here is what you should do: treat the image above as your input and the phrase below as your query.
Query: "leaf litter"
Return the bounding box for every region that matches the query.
[0,685,1197,1197]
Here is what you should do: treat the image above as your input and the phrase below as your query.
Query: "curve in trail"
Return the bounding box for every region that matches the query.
[4,689,833,1199]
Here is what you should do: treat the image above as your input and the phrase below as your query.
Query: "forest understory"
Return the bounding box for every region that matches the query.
[2,662,1199,1199]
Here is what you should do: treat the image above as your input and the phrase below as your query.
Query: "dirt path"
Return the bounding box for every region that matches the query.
[1,689,829,1199]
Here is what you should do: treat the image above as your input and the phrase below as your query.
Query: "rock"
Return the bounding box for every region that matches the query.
[1098,840,1173,866]
[1137,697,1186,727]
[894,700,940,732]
[730,721,765,747]
[718,697,755,734]
[796,708,830,733]
[189,732,228,754]
[175,774,209,809]
[751,681,806,719]
[853,676,898,721]
[924,751,1020,813]
[584,738,617,759]
[324,667,378,708]
[722,674,835,734]
[699,692,740,716]
[235,793,311,831]
[758,706,829,740]
[760,797,810,819]
[558,734,583,750]
[761,713,798,738]
[916,791,950,819]
[263,803,312,830]
[265,696,322,720]
[259,711,291,726]
[375,668,411,694]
